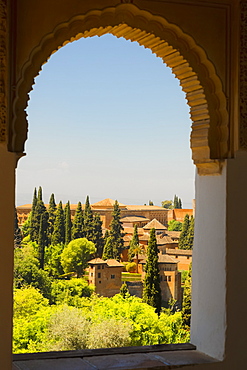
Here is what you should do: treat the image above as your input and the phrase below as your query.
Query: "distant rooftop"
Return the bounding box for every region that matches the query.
[143,218,167,230]
[91,198,126,208]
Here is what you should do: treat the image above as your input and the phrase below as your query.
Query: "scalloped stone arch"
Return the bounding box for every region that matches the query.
[10,4,228,174]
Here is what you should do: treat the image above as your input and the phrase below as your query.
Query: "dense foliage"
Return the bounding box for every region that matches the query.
[13,289,189,354]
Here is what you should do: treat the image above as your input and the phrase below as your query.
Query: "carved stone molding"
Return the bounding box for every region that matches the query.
[240,0,247,149]
[10,4,228,175]
[0,0,7,143]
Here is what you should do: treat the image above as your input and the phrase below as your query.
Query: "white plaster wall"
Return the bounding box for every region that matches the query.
[191,164,227,360]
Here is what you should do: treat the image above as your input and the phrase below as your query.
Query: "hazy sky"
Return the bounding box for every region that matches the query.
[16,34,195,208]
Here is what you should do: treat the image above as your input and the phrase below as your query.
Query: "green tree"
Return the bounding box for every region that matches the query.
[109,200,124,260]
[48,305,90,350]
[51,201,65,245]
[186,215,194,250]
[87,318,131,349]
[182,263,192,328]
[173,194,179,208]
[178,197,182,209]
[64,201,72,245]
[38,212,49,269]
[21,213,32,238]
[168,219,182,231]
[128,224,140,261]
[178,214,190,249]
[37,186,43,201]
[120,282,130,299]
[30,187,47,244]
[47,193,57,243]
[44,243,64,277]
[50,278,94,306]
[161,200,173,209]
[14,243,52,300]
[14,207,22,248]
[71,201,84,239]
[29,187,37,240]
[83,196,94,241]
[142,228,161,315]
[102,235,114,260]
[61,238,96,277]
[14,287,49,319]
[92,213,104,257]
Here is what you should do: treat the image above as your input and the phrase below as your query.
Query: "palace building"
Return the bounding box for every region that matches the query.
[17,198,170,229]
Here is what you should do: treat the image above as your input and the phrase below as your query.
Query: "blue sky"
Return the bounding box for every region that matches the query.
[16,34,195,208]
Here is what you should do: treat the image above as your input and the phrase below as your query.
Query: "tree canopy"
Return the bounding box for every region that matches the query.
[61,238,96,277]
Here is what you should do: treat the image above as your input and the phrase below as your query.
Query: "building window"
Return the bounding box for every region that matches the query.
[164,276,167,281]
[102,265,104,269]
[98,273,101,278]
[99,281,101,284]
[97,265,101,269]
[160,275,162,281]
[91,272,93,277]
[168,276,171,282]
[111,274,115,279]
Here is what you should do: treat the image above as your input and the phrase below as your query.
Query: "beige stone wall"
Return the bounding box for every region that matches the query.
[88,264,123,297]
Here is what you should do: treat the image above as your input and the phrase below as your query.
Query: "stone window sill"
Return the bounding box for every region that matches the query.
[13,343,218,369]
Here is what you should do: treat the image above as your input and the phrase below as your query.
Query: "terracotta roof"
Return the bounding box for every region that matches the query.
[166,248,192,256]
[120,216,150,223]
[91,198,126,208]
[88,258,124,267]
[139,233,150,241]
[143,219,167,230]
[158,254,178,264]
[105,259,124,267]
[123,227,144,235]
[88,258,107,265]
[156,235,174,245]
[126,205,167,211]
[123,235,132,242]
[166,231,181,238]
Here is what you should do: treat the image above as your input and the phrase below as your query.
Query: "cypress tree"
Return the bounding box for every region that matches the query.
[109,200,125,260]
[48,193,57,242]
[29,187,37,240]
[37,186,43,201]
[51,201,65,245]
[174,194,179,209]
[104,229,109,242]
[186,215,194,250]
[14,207,22,248]
[92,213,104,257]
[178,197,182,209]
[38,211,49,269]
[102,235,114,260]
[182,263,192,327]
[83,195,94,241]
[30,187,47,243]
[71,201,84,239]
[120,282,130,299]
[64,201,72,245]
[178,214,190,249]
[128,224,140,261]
[142,228,162,315]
